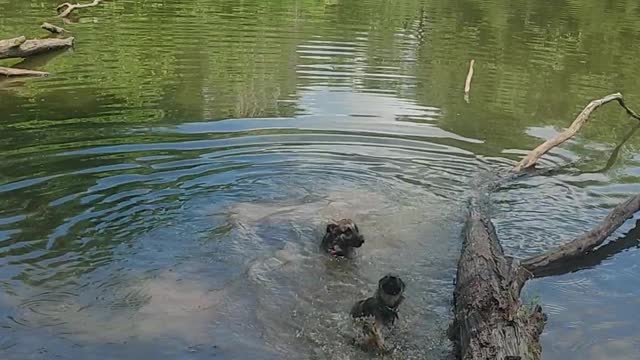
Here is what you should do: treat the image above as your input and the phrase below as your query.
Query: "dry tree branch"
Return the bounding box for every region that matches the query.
[514,92,640,172]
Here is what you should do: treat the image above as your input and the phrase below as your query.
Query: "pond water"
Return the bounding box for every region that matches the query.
[2,0,640,359]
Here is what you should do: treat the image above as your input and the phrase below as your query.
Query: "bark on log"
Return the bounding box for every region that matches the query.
[41,22,68,34]
[451,93,640,360]
[0,67,49,77]
[450,199,546,360]
[0,37,74,60]
[57,0,103,17]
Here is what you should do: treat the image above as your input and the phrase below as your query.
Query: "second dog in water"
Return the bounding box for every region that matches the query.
[350,275,406,351]
[321,219,365,257]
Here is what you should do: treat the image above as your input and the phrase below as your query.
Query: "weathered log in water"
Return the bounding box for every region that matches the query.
[450,93,640,360]
[0,66,49,77]
[450,200,545,360]
[0,36,74,60]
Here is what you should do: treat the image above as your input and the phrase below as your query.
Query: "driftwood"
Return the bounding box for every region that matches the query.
[450,93,640,360]
[41,22,68,34]
[57,0,103,17]
[0,67,49,77]
[0,37,74,60]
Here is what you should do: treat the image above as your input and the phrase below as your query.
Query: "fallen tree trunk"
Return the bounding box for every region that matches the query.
[0,37,74,60]
[0,67,49,77]
[450,93,640,360]
[450,199,546,360]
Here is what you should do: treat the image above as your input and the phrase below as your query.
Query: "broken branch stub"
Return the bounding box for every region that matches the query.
[463,59,475,103]
[41,22,68,34]
[0,67,49,77]
[0,36,27,49]
[464,60,474,92]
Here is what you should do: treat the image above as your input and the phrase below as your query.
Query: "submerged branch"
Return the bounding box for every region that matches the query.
[527,218,640,278]
[521,195,640,277]
[0,67,49,77]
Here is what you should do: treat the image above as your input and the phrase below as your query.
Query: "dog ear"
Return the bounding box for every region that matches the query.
[326,223,337,233]
[378,275,390,289]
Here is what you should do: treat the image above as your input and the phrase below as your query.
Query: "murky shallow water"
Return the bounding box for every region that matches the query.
[2,0,640,359]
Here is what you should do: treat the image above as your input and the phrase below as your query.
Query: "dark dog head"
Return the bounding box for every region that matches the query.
[322,219,364,256]
[377,274,405,308]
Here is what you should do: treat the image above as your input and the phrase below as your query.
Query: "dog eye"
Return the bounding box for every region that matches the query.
[345,228,352,234]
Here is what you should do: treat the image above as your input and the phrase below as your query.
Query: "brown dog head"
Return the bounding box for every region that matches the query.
[322,219,364,256]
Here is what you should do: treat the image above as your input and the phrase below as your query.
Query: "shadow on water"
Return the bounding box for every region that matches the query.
[1,0,640,359]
